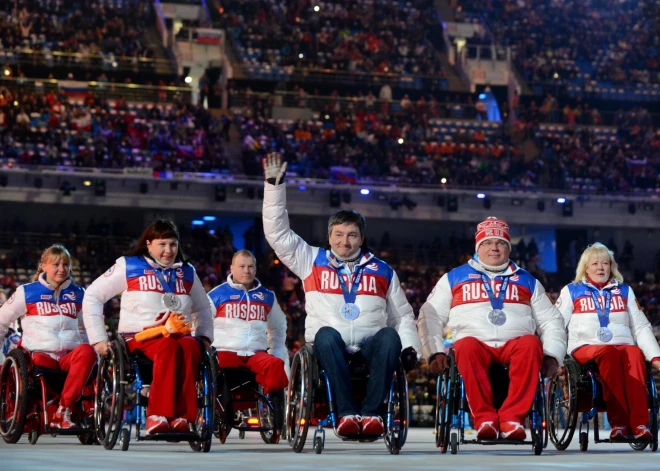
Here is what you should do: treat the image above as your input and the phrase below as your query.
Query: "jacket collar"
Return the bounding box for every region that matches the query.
[468,256,519,277]
[326,250,374,269]
[143,256,183,271]
[581,278,619,291]
[38,272,72,291]
[226,274,262,292]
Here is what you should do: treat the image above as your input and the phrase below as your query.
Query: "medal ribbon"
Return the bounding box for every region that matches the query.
[588,287,612,329]
[154,268,177,294]
[480,274,509,310]
[335,264,365,305]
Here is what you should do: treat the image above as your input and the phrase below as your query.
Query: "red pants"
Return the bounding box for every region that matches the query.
[32,344,97,409]
[127,336,201,422]
[572,344,648,429]
[454,335,543,427]
[217,351,288,394]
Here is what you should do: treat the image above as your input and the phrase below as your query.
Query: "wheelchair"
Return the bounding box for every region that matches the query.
[94,335,215,452]
[435,349,547,455]
[547,355,658,452]
[0,347,97,445]
[286,343,409,455]
[213,358,285,444]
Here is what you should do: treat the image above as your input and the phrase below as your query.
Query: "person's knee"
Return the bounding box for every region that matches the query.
[314,327,343,349]
[374,327,402,353]
[76,344,97,364]
[517,335,543,356]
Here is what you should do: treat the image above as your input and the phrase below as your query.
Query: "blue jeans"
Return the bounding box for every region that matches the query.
[314,326,402,418]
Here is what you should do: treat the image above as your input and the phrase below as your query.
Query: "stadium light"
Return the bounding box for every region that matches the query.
[299,53,304,59]
[478,93,486,99]
[298,185,307,191]
[192,220,204,226]
[397,138,404,144]
[314,5,320,11]
[185,76,192,84]
[83,180,92,187]
[360,189,370,195]
[476,193,486,199]
[557,197,566,204]
[441,178,447,184]
[203,216,216,221]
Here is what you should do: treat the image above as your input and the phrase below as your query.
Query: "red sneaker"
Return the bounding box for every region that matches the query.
[476,421,499,440]
[361,416,385,435]
[633,425,652,441]
[50,406,75,430]
[169,418,190,433]
[499,421,526,440]
[337,415,361,436]
[610,426,628,441]
[146,415,170,435]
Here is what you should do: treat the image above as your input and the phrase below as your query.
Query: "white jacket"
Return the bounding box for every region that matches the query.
[556,279,660,361]
[262,182,422,354]
[83,255,214,345]
[208,275,290,377]
[418,258,567,364]
[0,275,85,359]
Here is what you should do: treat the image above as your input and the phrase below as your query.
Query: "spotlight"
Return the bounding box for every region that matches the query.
[83,180,92,187]
[360,189,370,195]
[447,195,458,212]
[389,197,401,210]
[330,190,340,208]
[397,138,404,144]
[203,216,216,221]
[440,178,447,184]
[191,220,204,226]
[298,185,307,191]
[60,181,76,196]
[215,184,226,202]
[139,182,148,194]
[184,76,192,84]
[403,196,417,211]
[562,200,573,217]
[342,191,351,204]
[298,53,304,59]
[314,5,320,11]
[557,197,566,204]
[628,203,636,215]
[477,193,486,199]
[537,200,545,212]
[94,179,106,197]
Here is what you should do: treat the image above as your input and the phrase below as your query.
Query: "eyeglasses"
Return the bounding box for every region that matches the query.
[480,240,509,248]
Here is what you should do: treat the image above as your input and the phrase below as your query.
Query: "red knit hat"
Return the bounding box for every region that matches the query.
[475,217,511,251]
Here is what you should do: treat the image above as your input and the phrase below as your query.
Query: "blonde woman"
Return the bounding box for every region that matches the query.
[556,242,660,441]
[0,245,95,429]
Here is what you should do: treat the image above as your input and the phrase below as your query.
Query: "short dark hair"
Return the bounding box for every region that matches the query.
[327,210,366,238]
[128,218,189,263]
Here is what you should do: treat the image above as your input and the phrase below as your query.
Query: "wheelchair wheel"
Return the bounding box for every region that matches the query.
[29,428,39,445]
[78,432,96,445]
[286,346,313,453]
[450,431,458,454]
[0,349,29,444]
[189,344,215,453]
[435,362,454,453]
[214,366,233,444]
[630,371,658,452]
[385,362,408,455]
[120,428,130,451]
[94,340,126,451]
[257,391,278,444]
[579,431,588,452]
[548,360,579,450]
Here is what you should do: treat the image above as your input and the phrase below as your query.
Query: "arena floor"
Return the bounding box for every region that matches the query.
[2,428,658,470]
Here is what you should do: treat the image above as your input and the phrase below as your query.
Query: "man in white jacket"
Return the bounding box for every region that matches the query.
[418,217,566,441]
[208,250,289,440]
[262,153,422,437]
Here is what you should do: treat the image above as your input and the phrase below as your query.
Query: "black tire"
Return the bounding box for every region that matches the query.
[120,428,130,451]
[548,360,579,450]
[239,429,246,440]
[214,367,233,445]
[314,436,323,454]
[287,346,313,453]
[95,340,125,451]
[533,429,543,455]
[78,432,96,445]
[579,431,588,452]
[0,349,29,444]
[190,343,214,453]
[258,391,277,444]
[450,432,458,454]
[29,428,39,445]
[385,362,408,454]
[435,368,451,453]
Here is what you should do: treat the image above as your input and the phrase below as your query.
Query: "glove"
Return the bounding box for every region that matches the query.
[263,152,287,185]
[135,313,192,342]
[428,352,449,375]
[401,346,418,373]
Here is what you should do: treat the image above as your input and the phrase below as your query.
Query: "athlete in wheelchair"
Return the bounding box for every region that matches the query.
[549,242,660,451]
[262,153,421,454]
[83,219,216,452]
[419,218,566,454]
[0,245,97,445]
[208,250,289,444]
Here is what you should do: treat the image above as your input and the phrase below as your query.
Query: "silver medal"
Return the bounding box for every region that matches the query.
[340,303,360,321]
[162,292,182,312]
[596,327,613,343]
[487,309,507,326]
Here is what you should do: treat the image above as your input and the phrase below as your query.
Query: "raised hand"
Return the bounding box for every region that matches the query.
[263,152,287,185]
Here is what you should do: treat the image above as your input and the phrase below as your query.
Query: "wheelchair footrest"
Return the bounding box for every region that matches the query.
[48,427,94,436]
[339,433,382,442]
[595,437,656,444]
[141,431,199,442]
[467,438,532,445]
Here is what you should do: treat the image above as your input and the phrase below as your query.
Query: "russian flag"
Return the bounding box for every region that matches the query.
[58,80,88,98]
